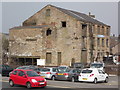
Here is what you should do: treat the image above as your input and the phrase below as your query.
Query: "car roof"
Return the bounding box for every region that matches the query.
[82,68,99,70]
[14,69,33,71]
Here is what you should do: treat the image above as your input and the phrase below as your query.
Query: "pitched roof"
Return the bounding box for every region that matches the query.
[10,25,48,30]
[51,5,109,26]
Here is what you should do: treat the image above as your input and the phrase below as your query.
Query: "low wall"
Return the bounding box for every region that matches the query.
[105,65,119,75]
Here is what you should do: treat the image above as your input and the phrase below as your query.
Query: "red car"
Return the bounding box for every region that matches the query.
[9,69,47,88]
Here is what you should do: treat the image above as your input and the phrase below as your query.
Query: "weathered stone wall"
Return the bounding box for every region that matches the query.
[9,5,110,66]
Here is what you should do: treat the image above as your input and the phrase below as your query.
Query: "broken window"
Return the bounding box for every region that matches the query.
[61,21,66,27]
[46,28,52,36]
[46,9,50,16]
[46,52,52,64]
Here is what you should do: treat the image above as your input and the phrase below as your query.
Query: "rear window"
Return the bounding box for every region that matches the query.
[41,68,50,72]
[91,64,103,68]
[82,70,92,73]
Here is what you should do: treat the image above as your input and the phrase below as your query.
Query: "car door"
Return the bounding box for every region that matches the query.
[17,71,27,85]
[11,70,19,84]
[98,70,105,81]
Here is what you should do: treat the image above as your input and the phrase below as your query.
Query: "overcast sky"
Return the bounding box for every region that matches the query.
[1,2,118,36]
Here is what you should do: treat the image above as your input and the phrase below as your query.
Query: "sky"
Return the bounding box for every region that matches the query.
[1,2,119,36]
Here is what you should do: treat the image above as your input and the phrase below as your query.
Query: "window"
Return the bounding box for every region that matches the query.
[46,9,50,16]
[18,71,25,76]
[61,21,66,27]
[58,52,61,65]
[97,26,100,34]
[52,68,57,72]
[106,27,109,36]
[46,52,52,64]
[98,70,105,74]
[12,70,18,75]
[97,38,100,46]
[106,39,109,47]
[102,39,104,47]
[82,24,87,29]
[102,26,104,35]
[46,29,52,36]
[82,24,87,37]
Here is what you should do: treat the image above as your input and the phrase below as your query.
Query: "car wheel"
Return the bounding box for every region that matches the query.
[9,80,14,87]
[51,76,55,80]
[26,82,31,89]
[105,77,109,83]
[71,77,75,82]
[94,78,97,84]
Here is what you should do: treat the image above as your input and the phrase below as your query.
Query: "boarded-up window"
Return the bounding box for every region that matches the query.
[46,53,52,64]
[57,52,61,65]
[97,26,100,34]
[46,9,50,16]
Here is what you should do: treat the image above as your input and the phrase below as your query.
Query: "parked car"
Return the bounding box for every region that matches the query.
[9,69,47,88]
[40,67,57,80]
[78,68,109,84]
[55,68,81,82]
[90,63,105,70]
[15,66,42,74]
[0,64,13,76]
[67,68,81,82]
[57,65,70,72]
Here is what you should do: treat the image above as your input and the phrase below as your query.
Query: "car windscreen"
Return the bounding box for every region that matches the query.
[41,68,50,72]
[82,70,92,73]
[57,69,71,73]
[26,71,40,77]
[91,64,103,68]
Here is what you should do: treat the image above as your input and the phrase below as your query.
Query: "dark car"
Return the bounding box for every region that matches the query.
[0,64,13,76]
[55,68,81,82]
[15,66,42,74]
[67,68,81,82]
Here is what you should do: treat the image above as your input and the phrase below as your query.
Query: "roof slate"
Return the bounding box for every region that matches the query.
[52,5,109,26]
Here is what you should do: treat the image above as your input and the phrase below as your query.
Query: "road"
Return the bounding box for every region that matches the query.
[1,76,119,90]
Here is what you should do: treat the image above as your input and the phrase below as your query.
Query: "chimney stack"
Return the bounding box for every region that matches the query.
[89,12,95,18]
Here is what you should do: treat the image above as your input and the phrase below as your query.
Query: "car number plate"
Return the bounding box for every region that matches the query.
[58,73,63,75]
[41,76,45,78]
[40,82,45,85]
[83,78,87,80]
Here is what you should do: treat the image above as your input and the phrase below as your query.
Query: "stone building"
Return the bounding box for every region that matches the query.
[9,5,110,66]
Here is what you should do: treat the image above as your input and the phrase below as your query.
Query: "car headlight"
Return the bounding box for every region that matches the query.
[31,79,37,83]
[44,79,46,81]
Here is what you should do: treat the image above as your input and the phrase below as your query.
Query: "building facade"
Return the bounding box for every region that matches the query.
[9,5,110,66]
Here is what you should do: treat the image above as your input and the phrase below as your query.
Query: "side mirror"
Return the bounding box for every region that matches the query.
[23,75,27,78]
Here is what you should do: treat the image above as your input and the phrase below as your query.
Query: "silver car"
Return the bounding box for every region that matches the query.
[40,67,57,80]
